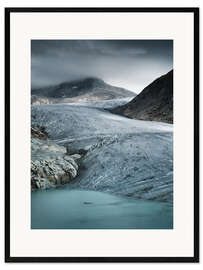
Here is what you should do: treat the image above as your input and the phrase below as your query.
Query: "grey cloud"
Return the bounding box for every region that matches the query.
[31,40,173,93]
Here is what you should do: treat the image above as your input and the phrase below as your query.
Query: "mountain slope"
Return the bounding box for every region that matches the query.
[31,77,135,104]
[112,70,173,123]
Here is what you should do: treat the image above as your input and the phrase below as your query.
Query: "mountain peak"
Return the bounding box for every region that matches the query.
[83,77,104,82]
[31,76,135,103]
[80,77,105,87]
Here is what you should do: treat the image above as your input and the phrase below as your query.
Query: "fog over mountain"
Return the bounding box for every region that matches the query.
[31,40,173,93]
[31,77,135,105]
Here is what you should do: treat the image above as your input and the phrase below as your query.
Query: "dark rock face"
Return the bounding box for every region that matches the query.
[112,70,173,124]
[31,77,135,104]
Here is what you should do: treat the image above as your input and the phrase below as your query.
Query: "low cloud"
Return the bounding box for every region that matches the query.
[31,40,173,93]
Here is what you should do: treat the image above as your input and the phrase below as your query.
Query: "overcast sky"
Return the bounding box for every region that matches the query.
[31,40,173,94]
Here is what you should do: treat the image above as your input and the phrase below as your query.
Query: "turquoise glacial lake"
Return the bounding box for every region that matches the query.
[31,189,173,229]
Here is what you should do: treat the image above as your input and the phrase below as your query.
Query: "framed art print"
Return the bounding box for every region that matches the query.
[5,7,199,262]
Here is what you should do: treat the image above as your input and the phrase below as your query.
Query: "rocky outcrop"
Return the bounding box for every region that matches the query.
[31,128,81,190]
[31,126,48,140]
[31,155,79,190]
[112,70,173,124]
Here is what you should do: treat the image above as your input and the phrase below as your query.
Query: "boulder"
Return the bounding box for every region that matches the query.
[31,156,78,190]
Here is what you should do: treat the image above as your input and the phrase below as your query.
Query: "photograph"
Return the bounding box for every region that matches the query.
[31,39,173,229]
[5,7,198,262]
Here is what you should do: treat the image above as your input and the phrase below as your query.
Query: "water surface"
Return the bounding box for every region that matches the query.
[31,189,173,229]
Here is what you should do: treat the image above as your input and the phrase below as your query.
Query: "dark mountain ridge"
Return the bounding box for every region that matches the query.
[31,77,135,104]
[112,70,173,123]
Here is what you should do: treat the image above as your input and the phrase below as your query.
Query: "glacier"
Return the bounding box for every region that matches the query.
[31,98,173,203]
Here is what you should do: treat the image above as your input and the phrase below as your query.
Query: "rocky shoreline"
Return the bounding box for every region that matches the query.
[31,126,81,190]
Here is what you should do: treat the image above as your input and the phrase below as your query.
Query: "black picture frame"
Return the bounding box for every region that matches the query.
[5,7,199,263]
